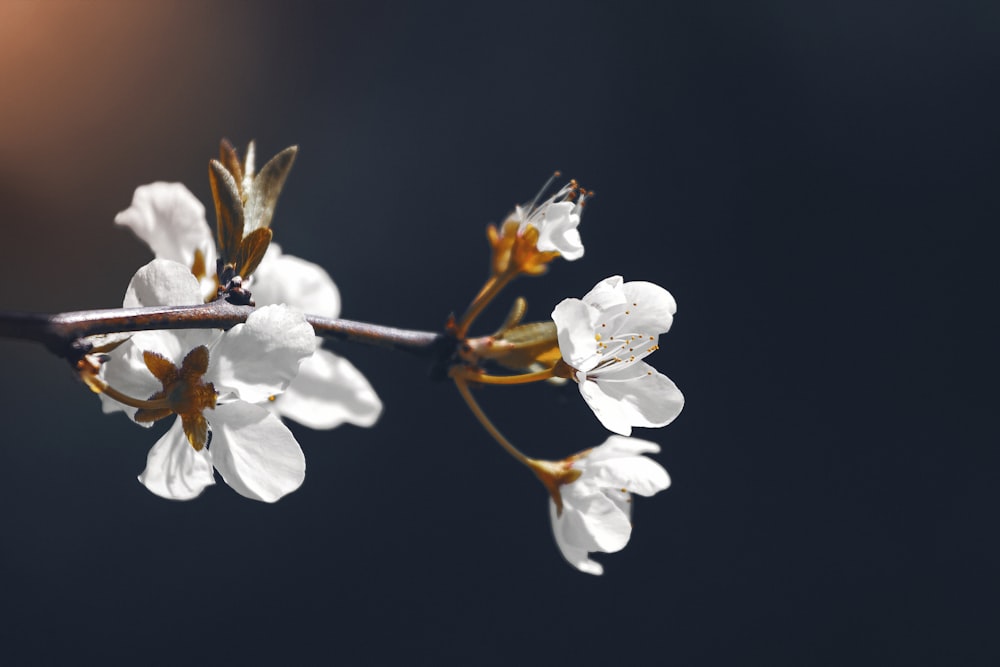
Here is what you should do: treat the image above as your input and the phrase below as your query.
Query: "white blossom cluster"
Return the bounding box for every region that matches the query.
[104,182,381,502]
[94,159,684,576]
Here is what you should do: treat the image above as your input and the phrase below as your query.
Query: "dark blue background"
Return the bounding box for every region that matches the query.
[0,2,995,664]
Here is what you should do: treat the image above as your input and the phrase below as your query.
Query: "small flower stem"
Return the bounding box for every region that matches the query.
[450,366,557,386]
[0,304,447,361]
[453,376,532,467]
[93,381,174,411]
[455,268,518,339]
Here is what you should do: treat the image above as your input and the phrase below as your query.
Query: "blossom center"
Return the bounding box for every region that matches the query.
[135,346,218,451]
[585,303,660,376]
[515,178,586,234]
[593,330,659,373]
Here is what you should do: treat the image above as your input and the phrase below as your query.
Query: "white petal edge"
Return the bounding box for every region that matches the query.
[560,487,633,553]
[137,418,216,500]
[209,305,317,403]
[586,435,662,461]
[274,347,382,429]
[551,225,585,261]
[550,501,604,575]
[251,245,342,318]
[534,202,584,260]
[100,338,158,419]
[123,259,204,308]
[621,281,677,335]
[552,298,603,372]
[587,456,671,497]
[578,374,634,436]
[209,401,306,502]
[580,275,625,311]
[115,182,216,270]
[587,362,685,430]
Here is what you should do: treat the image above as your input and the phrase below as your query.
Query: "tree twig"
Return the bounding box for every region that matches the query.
[0,302,451,363]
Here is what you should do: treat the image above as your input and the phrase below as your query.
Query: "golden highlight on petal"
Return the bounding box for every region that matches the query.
[190,249,207,281]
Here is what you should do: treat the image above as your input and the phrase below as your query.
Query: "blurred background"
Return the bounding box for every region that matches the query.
[0,1,995,664]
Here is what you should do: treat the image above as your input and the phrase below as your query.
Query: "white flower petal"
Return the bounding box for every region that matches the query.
[274,347,382,429]
[534,202,584,260]
[100,339,160,421]
[549,501,604,576]
[587,456,670,497]
[602,487,634,519]
[578,373,634,436]
[123,259,204,308]
[209,305,317,403]
[251,245,341,318]
[580,275,626,312]
[549,224,584,261]
[209,401,306,502]
[137,418,216,500]
[559,489,633,553]
[622,281,677,335]
[581,362,684,434]
[115,182,216,271]
[585,434,662,461]
[552,298,603,372]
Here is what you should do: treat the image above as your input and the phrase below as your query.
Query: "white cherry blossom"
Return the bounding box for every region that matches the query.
[507,180,586,260]
[252,243,382,428]
[114,182,382,430]
[115,183,218,299]
[101,260,317,501]
[549,435,671,575]
[551,275,684,436]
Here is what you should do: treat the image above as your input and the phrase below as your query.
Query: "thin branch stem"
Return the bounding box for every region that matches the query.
[453,376,532,467]
[307,315,444,354]
[0,302,447,361]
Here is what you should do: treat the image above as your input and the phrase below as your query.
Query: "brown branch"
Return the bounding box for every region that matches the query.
[0,302,450,363]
